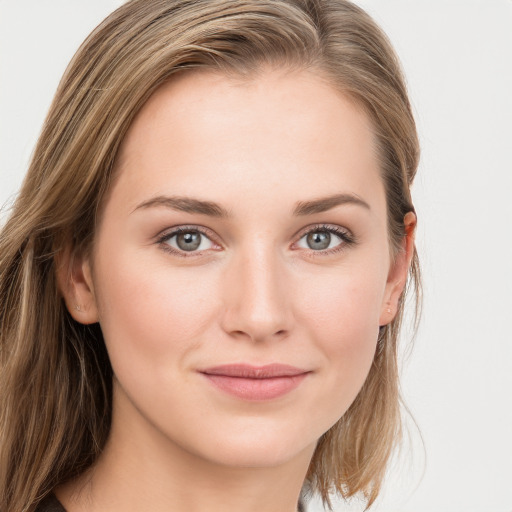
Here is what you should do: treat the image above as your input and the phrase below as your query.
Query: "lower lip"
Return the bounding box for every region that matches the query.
[201,373,308,401]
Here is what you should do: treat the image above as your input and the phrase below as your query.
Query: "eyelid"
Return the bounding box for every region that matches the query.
[156,223,356,258]
[292,223,356,256]
[156,224,218,241]
[156,225,222,258]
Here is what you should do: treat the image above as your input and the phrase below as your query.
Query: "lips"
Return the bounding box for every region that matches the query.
[199,364,310,401]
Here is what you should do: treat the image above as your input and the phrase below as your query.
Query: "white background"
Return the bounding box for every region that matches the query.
[1,1,511,511]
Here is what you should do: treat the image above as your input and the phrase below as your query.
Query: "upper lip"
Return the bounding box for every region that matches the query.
[199,364,309,379]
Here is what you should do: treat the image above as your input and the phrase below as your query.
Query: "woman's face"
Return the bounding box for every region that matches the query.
[73,68,407,468]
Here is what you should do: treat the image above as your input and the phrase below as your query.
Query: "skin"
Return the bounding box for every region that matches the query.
[57,67,415,512]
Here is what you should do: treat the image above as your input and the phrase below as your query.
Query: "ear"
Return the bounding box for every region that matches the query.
[55,243,99,325]
[379,212,417,326]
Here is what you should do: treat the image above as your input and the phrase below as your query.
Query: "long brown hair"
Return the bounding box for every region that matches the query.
[0,1,420,510]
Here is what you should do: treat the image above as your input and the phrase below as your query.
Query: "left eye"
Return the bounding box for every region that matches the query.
[162,229,214,253]
[296,228,346,251]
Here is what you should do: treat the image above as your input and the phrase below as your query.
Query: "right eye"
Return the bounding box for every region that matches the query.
[157,227,218,257]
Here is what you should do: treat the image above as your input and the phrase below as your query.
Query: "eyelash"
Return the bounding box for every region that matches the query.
[296,224,356,258]
[156,226,219,259]
[156,224,356,259]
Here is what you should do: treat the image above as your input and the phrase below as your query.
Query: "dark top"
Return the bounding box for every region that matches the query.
[35,494,66,511]
[35,492,306,511]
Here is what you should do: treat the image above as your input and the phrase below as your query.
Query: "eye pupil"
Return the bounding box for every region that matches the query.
[177,231,201,251]
[307,231,330,250]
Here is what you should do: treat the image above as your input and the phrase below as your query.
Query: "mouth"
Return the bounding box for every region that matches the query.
[199,364,310,401]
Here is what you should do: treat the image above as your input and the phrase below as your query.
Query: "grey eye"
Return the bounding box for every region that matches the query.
[176,231,202,251]
[164,230,214,253]
[296,228,345,252]
[306,231,331,250]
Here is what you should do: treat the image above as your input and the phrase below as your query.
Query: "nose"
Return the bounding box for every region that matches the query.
[219,243,293,343]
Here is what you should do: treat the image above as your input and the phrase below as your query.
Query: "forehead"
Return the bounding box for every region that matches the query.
[110,67,385,220]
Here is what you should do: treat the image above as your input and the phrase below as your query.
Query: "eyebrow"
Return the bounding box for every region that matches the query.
[132,193,370,217]
[133,195,229,217]
[293,193,370,216]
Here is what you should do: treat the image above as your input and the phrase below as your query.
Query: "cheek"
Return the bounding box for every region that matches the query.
[296,266,384,410]
[300,264,384,345]
[93,246,218,368]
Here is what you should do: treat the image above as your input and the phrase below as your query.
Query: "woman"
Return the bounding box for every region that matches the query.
[0,1,420,511]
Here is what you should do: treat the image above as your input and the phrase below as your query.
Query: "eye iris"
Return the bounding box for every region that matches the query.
[307,231,331,250]
[176,231,201,251]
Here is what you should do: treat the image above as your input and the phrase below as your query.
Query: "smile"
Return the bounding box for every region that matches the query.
[199,364,310,401]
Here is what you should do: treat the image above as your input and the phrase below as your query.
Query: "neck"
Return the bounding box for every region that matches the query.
[56,383,315,512]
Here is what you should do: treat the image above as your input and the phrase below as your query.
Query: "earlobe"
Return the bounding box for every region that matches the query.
[379,211,416,326]
[55,244,99,325]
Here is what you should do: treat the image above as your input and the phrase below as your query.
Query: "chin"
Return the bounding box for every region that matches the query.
[202,438,315,469]
[175,417,321,469]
